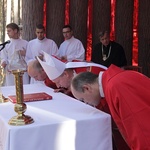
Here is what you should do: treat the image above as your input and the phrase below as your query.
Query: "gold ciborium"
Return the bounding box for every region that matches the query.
[8,50,34,126]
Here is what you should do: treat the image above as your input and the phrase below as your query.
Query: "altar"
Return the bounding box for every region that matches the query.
[0,84,112,150]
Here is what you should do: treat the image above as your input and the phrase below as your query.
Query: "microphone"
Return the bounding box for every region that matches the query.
[0,40,10,46]
[0,40,10,51]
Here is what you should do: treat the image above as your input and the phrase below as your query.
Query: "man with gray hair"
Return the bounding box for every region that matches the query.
[71,64,150,149]
[91,31,127,67]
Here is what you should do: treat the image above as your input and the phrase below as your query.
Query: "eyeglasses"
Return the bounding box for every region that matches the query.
[62,31,71,34]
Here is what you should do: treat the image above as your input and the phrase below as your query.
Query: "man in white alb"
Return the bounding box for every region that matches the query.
[26,24,59,64]
[58,25,85,61]
[0,23,29,86]
[25,24,59,84]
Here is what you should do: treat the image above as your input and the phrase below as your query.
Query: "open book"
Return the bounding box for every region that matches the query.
[8,92,52,103]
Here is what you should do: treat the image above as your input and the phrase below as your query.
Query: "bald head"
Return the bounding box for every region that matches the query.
[27,60,47,81]
[28,60,41,74]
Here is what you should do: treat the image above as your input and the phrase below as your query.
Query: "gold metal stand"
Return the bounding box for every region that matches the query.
[0,65,6,103]
[0,94,4,103]
[8,70,34,126]
[0,94,8,103]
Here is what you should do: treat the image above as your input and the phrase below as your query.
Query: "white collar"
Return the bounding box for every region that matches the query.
[98,72,105,97]
[37,37,46,43]
[73,69,77,77]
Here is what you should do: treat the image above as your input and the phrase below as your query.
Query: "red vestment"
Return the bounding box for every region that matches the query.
[75,65,129,149]
[97,99,130,150]
[44,77,57,89]
[102,65,150,149]
[72,60,107,74]
[74,66,106,74]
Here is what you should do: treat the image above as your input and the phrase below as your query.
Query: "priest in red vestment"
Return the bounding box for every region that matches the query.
[71,65,150,150]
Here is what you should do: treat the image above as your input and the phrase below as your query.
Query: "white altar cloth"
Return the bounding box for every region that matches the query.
[0,84,112,150]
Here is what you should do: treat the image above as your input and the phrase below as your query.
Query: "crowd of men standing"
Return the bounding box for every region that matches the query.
[0,23,86,86]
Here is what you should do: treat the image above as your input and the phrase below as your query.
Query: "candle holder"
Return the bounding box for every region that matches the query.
[8,50,34,126]
[0,65,5,103]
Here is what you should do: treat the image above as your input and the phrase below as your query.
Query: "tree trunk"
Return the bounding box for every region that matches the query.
[138,0,150,76]
[115,0,134,65]
[22,0,44,41]
[70,0,88,51]
[46,0,65,47]
[92,0,111,46]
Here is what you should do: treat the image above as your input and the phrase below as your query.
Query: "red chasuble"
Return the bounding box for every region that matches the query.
[102,65,150,149]
[96,98,130,150]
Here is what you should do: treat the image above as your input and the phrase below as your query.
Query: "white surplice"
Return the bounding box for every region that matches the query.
[0,38,29,86]
[58,36,85,61]
[26,37,59,64]
[25,37,59,84]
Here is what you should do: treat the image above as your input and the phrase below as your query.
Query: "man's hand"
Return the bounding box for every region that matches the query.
[19,49,26,57]
[1,61,7,68]
[54,87,70,94]
[37,53,44,60]
[54,87,67,93]
[61,56,67,61]
[19,47,26,57]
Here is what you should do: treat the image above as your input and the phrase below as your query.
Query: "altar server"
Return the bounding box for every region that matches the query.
[1,23,29,86]
[58,25,85,61]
